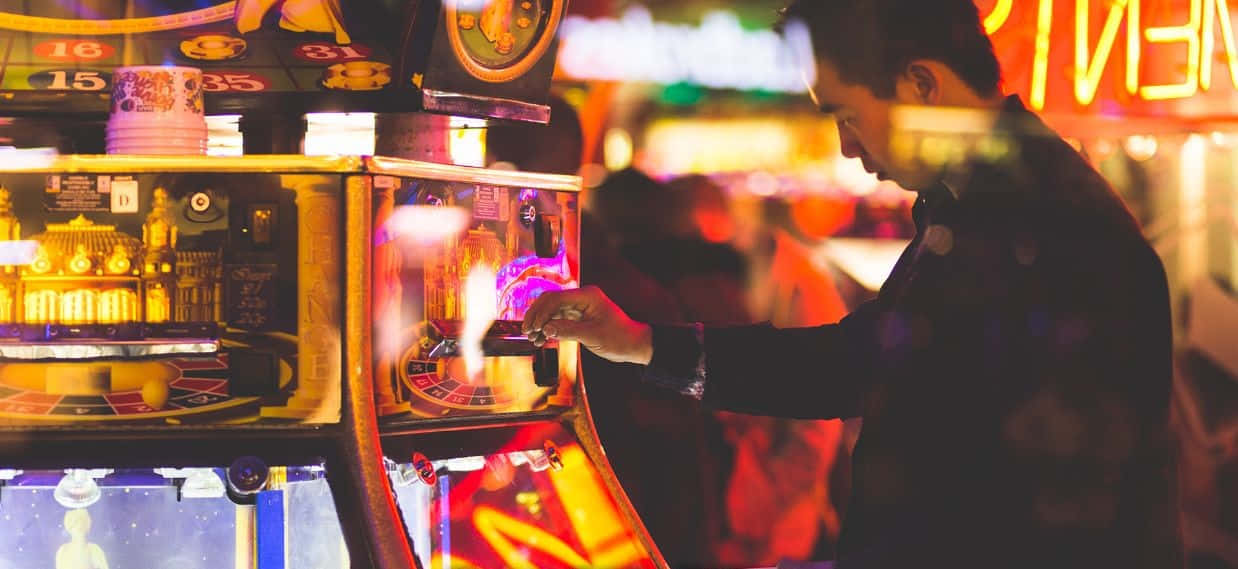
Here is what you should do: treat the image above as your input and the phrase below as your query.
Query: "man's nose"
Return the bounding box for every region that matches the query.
[837,124,863,159]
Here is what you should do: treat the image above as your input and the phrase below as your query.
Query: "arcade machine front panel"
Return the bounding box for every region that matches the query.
[0,2,580,569]
[365,158,664,568]
[369,159,580,423]
[0,157,346,427]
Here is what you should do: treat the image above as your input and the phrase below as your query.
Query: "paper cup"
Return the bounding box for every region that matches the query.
[107,118,208,132]
[106,124,206,133]
[107,137,206,147]
[106,129,206,141]
[109,65,205,127]
[107,140,206,149]
[107,150,206,156]
[107,146,207,156]
[106,130,207,142]
[107,137,207,155]
[107,140,207,151]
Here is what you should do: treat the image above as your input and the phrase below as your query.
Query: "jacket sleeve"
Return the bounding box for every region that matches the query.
[641,300,880,420]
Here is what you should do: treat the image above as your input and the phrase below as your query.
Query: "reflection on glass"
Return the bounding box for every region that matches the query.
[375,178,579,419]
[286,477,350,569]
[390,426,655,569]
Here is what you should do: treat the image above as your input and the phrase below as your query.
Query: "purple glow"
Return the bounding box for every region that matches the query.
[496,245,577,320]
[518,188,537,202]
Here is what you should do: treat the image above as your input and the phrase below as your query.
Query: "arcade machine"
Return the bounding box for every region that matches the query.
[0,2,664,569]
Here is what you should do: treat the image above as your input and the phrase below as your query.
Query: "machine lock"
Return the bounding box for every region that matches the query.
[534,214,561,258]
[533,347,558,387]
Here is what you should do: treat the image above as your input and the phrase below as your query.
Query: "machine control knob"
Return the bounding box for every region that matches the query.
[189,191,212,213]
[543,441,563,471]
[226,455,269,504]
[411,452,437,486]
[518,201,537,228]
[534,214,561,258]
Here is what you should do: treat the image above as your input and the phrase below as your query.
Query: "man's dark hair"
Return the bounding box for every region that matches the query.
[781,0,1002,99]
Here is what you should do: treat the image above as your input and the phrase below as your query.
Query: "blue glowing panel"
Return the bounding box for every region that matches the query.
[0,485,235,569]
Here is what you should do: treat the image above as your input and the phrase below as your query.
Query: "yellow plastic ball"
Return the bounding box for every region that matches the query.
[141,379,170,410]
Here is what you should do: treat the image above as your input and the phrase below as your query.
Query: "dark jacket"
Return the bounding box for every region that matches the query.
[646,97,1182,568]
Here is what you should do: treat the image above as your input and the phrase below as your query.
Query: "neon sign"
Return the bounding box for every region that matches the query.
[984,0,1238,112]
[558,1,1236,113]
[555,6,816,93]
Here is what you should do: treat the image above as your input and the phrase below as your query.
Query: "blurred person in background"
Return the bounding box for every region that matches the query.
[486,95,583,177]
[588,168,745,568]
[599,173,751,325]
[523,0,1181,567]
[672,177,852,566]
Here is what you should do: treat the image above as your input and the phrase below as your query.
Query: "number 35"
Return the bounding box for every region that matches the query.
[202,73,267,92]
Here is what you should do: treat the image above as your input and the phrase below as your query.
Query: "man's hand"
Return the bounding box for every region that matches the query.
[522,285,653,365]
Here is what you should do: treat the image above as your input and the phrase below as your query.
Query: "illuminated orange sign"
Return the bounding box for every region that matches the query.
[980,0,1238,116]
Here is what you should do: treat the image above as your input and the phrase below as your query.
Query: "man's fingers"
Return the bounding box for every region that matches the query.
[522,287,597,334]
[522,290,562,335]
[524,290,576,335]
[542,319,587,342]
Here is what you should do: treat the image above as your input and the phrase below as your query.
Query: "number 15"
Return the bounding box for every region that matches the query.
[47,71,106,91]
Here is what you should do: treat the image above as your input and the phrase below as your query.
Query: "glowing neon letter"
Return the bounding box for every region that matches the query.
[472,506,592,569]
[984,0,1014,34]
[1202,0,1238,90]
[1030,0,1055,110]
[1075,0,1141,105]
[1142,0,1202,100]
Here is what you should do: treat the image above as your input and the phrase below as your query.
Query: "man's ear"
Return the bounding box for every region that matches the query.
[898,60,941,105]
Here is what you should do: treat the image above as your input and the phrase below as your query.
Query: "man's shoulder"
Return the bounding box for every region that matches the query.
[1015,133,1142,237]
[987,130,1166,281]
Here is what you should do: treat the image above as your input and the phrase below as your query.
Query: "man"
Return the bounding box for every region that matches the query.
[524,1,1182,567]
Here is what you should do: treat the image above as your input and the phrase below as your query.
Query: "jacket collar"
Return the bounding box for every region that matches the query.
[946,95,1061,202]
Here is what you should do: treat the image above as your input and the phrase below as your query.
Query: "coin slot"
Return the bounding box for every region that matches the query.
[248,204,277,247]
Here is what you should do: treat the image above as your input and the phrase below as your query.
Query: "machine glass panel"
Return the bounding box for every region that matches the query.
[372,175,579,419]
[0,170,342,425]
[0,465,348,569]
[389,423,655,569]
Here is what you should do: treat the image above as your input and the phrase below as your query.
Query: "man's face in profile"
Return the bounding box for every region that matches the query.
[811,58,939,192]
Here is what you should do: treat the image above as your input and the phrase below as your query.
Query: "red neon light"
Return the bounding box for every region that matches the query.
[980,0,1238,114]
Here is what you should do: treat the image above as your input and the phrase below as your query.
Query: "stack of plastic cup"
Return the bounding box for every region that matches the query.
[106,65,206,155]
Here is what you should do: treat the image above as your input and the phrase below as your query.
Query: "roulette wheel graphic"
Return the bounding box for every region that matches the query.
[0,355,262,422]
[398,349,525,417]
